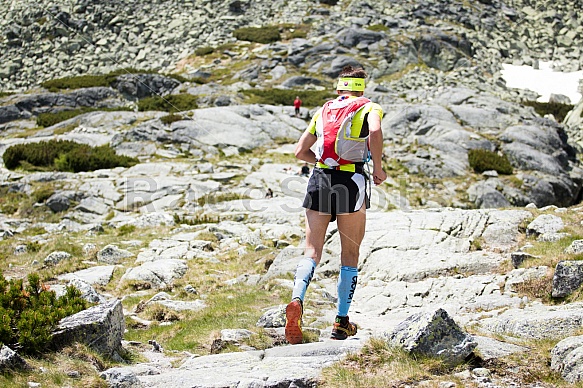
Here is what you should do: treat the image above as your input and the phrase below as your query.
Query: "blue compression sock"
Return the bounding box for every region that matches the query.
[291,258,317,301]
[337,266,358,317]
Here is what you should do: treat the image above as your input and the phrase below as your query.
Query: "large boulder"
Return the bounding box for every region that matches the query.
[386,308,477,366]
[551,335,583,383]
[52,299,125,360]
[0,345,30,372]
[111,74,181,100]
[552,261,583,298]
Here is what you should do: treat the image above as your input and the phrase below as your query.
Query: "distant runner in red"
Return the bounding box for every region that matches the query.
[293,96,302,117]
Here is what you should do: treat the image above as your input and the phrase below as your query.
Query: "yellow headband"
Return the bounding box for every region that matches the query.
[336,77,365,92]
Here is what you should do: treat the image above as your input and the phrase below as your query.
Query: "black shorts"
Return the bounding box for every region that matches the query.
[302,168,369,222]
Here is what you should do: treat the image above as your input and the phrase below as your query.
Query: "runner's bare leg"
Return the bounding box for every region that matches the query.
[336,206,366,267]
[304,209,332,264]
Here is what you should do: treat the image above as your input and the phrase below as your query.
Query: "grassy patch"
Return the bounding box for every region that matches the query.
[124,284,288,354]
[321,338,452,387]
[240,88,334,108]
[197,192,250,207]
[484,338,574,387]
[522,100,574,123]
[194,46,215,56]
[279,23,312,40]
[0,343,120,388]
[173,213,221,226]
[513,268,554,303]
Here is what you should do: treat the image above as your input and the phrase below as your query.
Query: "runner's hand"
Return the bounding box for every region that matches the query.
[372,167,387,186]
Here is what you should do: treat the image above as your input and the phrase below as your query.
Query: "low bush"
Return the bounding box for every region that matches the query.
[240,89,334,107]
[522,100,574,123]
[41,69,187,92]
[468,148,513,175]
[3,140,138,172]
[137,93,198,113]
[195,46,215,56]
[32,185,55,203]
[367,24,389,32]
[0,273,88,355]
[160,114,186,125]
[232,26,280,44]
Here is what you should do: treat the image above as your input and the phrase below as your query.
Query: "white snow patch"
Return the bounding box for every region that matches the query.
[501,61,583,104]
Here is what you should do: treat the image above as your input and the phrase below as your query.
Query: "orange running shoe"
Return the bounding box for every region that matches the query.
[285,298,303,345]
[330,315,357,340]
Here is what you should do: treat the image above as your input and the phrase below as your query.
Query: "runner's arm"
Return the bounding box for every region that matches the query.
[295,131,318,163]
[367,112,387,185]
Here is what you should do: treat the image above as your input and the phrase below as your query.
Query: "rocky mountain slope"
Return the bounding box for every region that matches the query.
[2,0,583,387]
[1,0,583,92]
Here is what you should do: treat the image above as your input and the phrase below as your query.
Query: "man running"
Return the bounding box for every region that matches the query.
[285,65,387,344]
[293,96,302,117]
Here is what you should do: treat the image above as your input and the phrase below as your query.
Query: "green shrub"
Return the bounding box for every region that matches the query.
[0,92,14,98]
[42,74,110,91]
[468,149,513,175]
[0,272,88,355]
[25,241,42,253]
[32,185,55,203]
[137,93,198,113]
[3,140,138,172]
[367,24,389,32]
[240,89,334,107]
[195,46,215,56]
[160,114,186,125]
[41,69,187,92]
[522,100,574,123]
[117,224,136,236]
[233,26,281,44]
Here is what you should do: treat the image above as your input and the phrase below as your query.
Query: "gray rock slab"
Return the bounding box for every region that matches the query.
[44,251,72,266]
[97,244,134,264]
[75,196,110,215]
[479,303,583,339]
[137,340,364,387]
[473,335,528,361]
[120,259,188,288]
[526,214,564,237]
[565,240,583,254]
[58,265,116,286]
